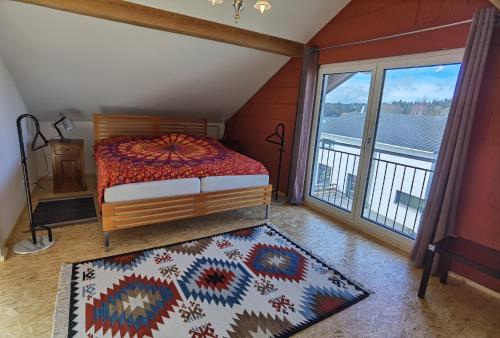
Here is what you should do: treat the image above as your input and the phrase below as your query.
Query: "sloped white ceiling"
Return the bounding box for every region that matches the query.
[131,0,346,42]
[0,0,349,122]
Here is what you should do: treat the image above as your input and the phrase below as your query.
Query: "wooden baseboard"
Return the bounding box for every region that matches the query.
[449,272,500,300]
[0,247,7,262]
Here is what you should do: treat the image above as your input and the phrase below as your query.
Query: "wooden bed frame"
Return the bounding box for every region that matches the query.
[93,114,272,249]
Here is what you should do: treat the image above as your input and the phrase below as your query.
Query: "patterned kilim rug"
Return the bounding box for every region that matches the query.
[53,224,369,338]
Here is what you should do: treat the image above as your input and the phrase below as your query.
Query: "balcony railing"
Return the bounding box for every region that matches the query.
[311,138,433,239]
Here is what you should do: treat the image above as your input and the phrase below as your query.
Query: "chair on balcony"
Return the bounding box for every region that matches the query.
[313,183,338,196]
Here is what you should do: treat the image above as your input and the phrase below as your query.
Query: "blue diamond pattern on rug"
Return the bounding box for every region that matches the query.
[64,224,369,338]
[92,250,154,272]
[244,243,308,282]
[177,257,252,307]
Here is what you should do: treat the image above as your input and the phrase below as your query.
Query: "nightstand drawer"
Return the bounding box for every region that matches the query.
[53,144,80,155]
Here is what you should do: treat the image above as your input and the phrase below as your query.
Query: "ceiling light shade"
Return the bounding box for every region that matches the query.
[233,0,244,23]
[209,0,223,5]
[254,0,271,14]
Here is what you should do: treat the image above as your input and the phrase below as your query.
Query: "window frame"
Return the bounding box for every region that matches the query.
[304,48,464,253]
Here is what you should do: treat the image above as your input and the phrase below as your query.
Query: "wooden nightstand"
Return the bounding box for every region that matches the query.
[49,139,86,193]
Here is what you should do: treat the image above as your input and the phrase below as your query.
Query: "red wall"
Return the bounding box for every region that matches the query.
[225,59,302,194]
[454,27,500,292]
[226,0,499,291]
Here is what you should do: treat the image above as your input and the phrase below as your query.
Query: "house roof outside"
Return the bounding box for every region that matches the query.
[321,113,448,154]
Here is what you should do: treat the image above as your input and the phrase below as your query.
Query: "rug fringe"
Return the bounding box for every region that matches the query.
[265,222,375,294]
[52,263,73,338]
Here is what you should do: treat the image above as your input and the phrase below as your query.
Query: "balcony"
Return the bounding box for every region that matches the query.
[311,138,433,239]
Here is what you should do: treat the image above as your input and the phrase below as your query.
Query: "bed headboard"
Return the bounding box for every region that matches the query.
[93,114,208,142]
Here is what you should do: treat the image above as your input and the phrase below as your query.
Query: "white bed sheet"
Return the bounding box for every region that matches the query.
[104,178,200,203]
[200,175,269,192]
[103,175,269,203]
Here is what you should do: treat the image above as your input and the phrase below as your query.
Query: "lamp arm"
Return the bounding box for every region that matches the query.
[53,114,66,141]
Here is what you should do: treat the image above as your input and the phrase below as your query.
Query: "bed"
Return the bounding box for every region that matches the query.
[94,114,272,248]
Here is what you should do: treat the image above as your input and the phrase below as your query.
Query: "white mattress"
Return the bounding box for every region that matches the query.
[200,175,269,192]
[103,175,269,203]
[104,178,200,203]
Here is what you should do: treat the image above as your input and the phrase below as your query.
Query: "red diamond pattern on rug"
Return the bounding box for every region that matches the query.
[177,257,252,308]
[84,274,181,338]
[65,225,368,338]
[196,267,236,291]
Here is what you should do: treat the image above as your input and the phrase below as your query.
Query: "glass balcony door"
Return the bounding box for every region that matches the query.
[306,50,463,248]
[359,63,461,239]
[307,65,376,216]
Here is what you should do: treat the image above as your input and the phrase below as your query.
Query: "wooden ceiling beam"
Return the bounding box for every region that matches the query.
[12,0,305,57]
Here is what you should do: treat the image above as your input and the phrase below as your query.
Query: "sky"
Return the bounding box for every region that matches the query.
[325,63,461,104]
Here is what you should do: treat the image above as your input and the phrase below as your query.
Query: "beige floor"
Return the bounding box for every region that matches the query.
[0,177,499,338]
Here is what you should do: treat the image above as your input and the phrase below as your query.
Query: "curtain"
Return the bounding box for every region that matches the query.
[288,47,319,204]
[411,7,497,267]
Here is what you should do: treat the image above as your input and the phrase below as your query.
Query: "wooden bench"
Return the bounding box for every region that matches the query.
[418,236,500,298]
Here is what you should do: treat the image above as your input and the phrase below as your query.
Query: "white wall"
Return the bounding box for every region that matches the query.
[0,1,288,123]
[0,1,349,123]
[35,121,225,178]
[0,56,34,249]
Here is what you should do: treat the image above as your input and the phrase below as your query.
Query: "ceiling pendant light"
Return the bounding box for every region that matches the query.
[254,0,271,14]
[233,0,244,23]
[209,0,271,23]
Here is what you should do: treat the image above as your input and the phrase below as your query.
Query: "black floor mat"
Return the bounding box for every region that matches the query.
[32,196,97,228]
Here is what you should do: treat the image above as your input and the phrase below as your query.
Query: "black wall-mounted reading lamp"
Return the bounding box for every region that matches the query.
[12,114,55,255]
[52,113,75,141]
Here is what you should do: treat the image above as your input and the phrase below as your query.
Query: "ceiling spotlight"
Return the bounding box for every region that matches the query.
[254,0,271,14]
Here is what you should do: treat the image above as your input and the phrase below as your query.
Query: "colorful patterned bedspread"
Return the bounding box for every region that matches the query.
[95,134,268,206]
